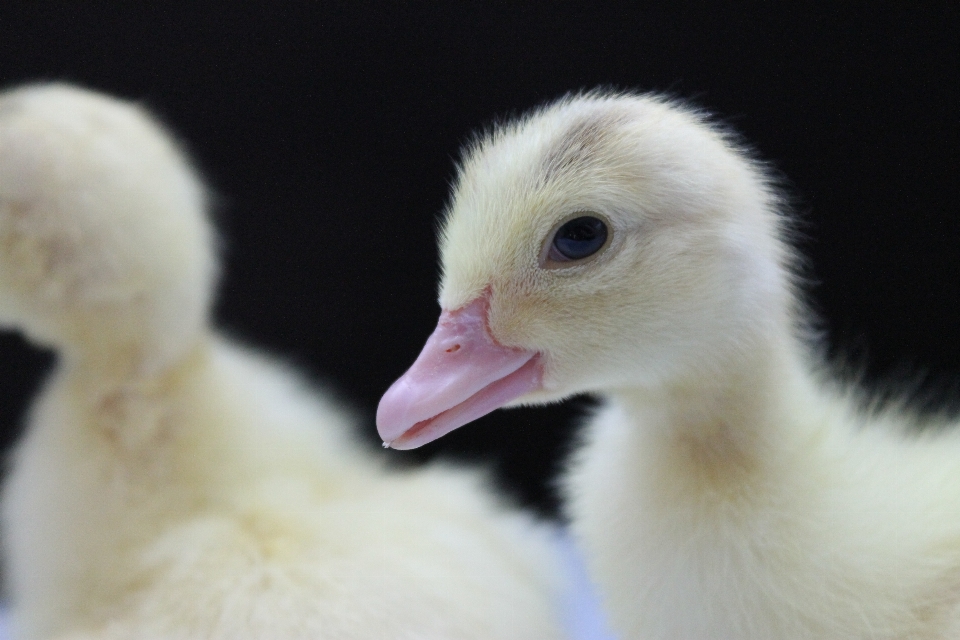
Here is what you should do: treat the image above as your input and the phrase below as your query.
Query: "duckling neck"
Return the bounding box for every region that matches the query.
[55,333,213,454]
[608,329,818,501]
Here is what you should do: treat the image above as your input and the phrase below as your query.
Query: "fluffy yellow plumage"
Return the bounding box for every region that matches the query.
[0,84,566,640]
[380,92,960,638]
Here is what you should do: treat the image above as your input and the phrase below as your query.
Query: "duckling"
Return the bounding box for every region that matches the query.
[377,91,960,639]
[0,83,567,640]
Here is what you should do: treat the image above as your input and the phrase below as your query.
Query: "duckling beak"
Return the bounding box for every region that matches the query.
[377,296,542,450]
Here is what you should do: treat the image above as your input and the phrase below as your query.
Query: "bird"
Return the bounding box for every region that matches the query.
[0,83,568,640]
[377,91,960,639]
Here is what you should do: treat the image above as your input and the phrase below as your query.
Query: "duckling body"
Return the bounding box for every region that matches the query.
[0,84,565,640]
[568,358,960,638]
[377,92,960,639]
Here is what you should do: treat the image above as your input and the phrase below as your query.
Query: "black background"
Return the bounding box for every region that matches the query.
[0,4,956,518]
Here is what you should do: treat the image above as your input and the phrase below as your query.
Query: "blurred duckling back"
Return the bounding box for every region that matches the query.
[0,84,565,640]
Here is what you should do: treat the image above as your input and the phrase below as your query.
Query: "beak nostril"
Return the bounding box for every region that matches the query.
[446,344,461,353]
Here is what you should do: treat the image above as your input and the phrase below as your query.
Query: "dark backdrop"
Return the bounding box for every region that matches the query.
[0,4,956,518]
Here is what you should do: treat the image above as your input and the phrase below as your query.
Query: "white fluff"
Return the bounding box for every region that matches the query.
[436,91,960,639]
[0,84,566,640]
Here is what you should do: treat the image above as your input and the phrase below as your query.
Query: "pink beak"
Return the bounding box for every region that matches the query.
[377,295,542,449]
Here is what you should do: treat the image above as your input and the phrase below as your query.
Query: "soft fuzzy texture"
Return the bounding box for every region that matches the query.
[0,83,566,640]
[431,92,960,639]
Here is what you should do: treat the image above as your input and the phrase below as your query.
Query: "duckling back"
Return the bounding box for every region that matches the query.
[0,84,566,640]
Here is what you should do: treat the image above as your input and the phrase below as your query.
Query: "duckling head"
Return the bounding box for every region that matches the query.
[379,92,797,449]
[0,83,216,375]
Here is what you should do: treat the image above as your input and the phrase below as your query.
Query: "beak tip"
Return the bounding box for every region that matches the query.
[375,386,406,440]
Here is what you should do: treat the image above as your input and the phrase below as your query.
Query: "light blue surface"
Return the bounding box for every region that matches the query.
[558,533,619,640]
[0,532,616,639]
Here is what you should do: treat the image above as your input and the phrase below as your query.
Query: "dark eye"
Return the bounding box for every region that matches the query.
[549,216,609,262]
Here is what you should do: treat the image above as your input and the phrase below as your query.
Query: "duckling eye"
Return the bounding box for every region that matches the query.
[549,216,608,262]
